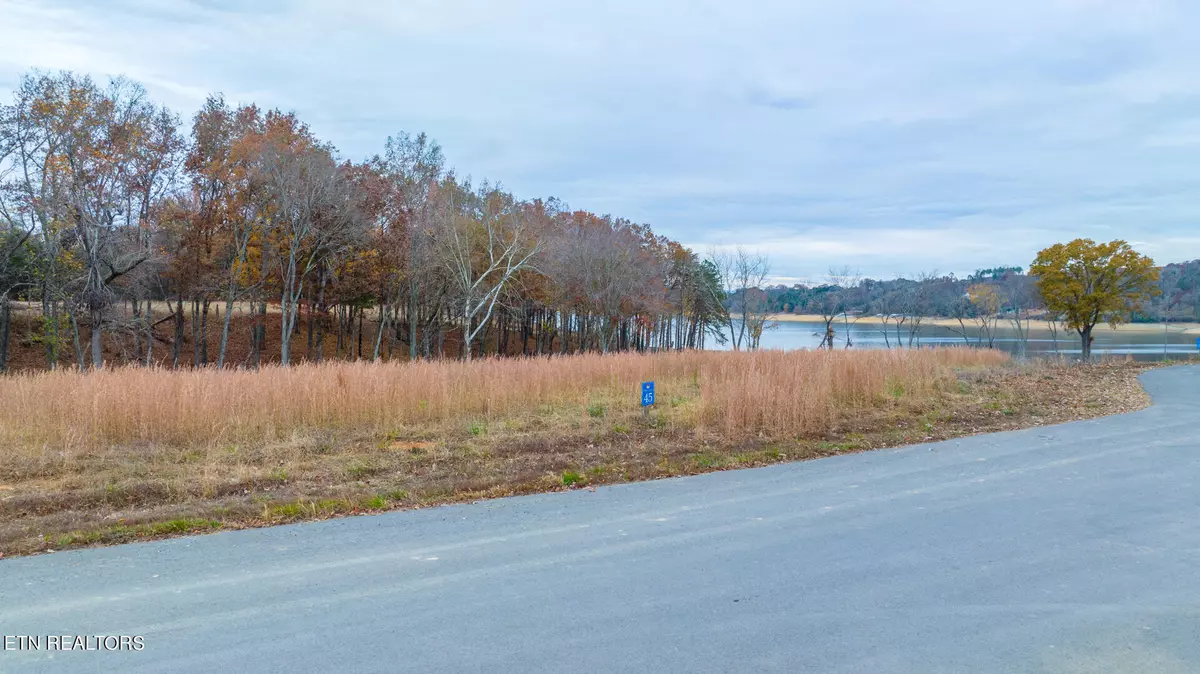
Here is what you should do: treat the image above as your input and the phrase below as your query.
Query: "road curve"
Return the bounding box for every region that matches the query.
[2,365,1199,673]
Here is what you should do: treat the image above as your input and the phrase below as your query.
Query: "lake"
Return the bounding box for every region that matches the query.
[716,319,1200,361]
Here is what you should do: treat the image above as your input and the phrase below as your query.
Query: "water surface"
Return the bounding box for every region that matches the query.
[718,320,1200,361]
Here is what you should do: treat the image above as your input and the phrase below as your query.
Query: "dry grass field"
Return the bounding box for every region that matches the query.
[0,348,1156,557]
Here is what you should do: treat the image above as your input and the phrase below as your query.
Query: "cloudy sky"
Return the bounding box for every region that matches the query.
[3,0,1199,282]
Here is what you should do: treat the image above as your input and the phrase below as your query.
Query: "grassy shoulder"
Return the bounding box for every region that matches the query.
[0,351,1164,558]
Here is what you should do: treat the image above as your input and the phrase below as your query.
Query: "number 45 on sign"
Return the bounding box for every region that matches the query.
[641,382,655,413]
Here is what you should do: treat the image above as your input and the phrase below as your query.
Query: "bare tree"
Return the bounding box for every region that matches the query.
[1002,272,1038,356]
[19,74,183,369]
[825,266,862,349]
[878,312,894,347]
[0,101,40,371]
[737,249,773,350]
[811,287,842,350]
[904,272,938,347]
[967,283,1005,348]
[1044,310,1062,355]
[436,181,541,360]
[258,118,364,366]
[708,248,742,349]
[183,97,266,369]
[893,306,909,347]
[545,213,663,353]
[945,294,977,346]
[373,132,445,361]
[1,73,74,369]
[709,247,771,350]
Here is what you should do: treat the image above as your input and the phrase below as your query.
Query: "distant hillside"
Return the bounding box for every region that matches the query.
[1157,260,1200,321]
[763,260,1200,322]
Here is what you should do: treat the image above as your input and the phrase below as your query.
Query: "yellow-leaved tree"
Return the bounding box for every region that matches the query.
[1030,239,1160,360]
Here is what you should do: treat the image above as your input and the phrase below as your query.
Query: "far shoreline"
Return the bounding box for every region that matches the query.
[768,313,1200,335]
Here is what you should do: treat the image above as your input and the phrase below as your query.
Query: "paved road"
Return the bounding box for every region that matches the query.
[2,366,1199,673]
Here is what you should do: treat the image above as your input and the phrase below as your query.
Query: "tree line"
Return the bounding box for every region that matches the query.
[763,242,1175,358]
[0,70,754,372]
[767,262,1198,326]
[2,70,1179,372]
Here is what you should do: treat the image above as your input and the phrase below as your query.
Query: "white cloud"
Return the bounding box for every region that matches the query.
[3,0,1200,278]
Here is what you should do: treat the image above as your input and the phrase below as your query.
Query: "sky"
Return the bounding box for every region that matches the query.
[3,0,1200,284]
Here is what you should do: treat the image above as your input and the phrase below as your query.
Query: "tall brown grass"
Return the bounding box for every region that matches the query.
[0,348,1008,448]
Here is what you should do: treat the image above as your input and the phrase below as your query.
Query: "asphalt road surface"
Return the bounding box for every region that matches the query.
[2,365,1199,673]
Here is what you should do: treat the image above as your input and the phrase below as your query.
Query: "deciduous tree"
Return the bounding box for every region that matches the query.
[1030,239,1160,360]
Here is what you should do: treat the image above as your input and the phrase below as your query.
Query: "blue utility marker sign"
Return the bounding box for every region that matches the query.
[641,381,655,407]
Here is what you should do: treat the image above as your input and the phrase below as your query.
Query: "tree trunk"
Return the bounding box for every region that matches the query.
[336,305,344,358]
[90,306,103,370]
[0,296,10,373]
[173,293,185,369]
[68,309,84,371]
[462,305,473,361]
[1080,326,1094,361]
[253,299,266,369]
[217,295,234,369]
[436,310,446,358]
[521,306,531,356]
[387,305,398,359]
[306,285,315,361]
[372,302,388,362]
[356,307,364,360]
[315,268,328,363]
[144,299,154,366]
[560,313,570,355]
[133,298,142,362]
[280,253,296,367]
[192,298,201,367]
[41,290,57,369]
[249,298,259,368]
[252,246,269,369]
[200,299,210,366]
[408,281,418,361]
[500,311,510,356]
